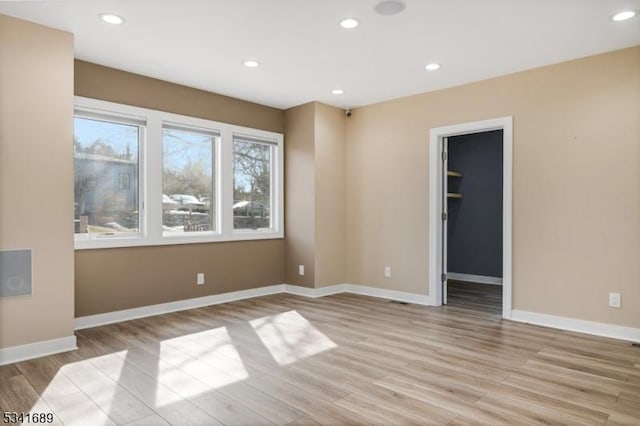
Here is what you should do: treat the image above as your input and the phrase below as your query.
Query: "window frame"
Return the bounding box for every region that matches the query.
[73,108,147,245]
[74,96,284,250]
[161,122,220,238]
[232,133,279,234]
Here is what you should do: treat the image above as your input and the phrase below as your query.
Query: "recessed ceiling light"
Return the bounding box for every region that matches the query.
[425,63,441,71]
[332,89,344,95]
[374,0,407,16]
[100,13,125,25]
[339,18,359,29]
[611,10,636,21]
[243,60,259,68]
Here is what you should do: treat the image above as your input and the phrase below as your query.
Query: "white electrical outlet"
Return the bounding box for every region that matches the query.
[384,266,391,278]
[609,292,621,308]
[298,265,305,276]
[197,273,205,285]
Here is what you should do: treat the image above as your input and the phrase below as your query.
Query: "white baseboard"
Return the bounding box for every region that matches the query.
[313,284,351,297]
[284,283,433,305]
[74,284,285,330]
[345,284,433,305]
[511,310,640,343]
[0,335,77,366]
[448,272,502,285]
[283,283,348,298]
[75,283,433,330]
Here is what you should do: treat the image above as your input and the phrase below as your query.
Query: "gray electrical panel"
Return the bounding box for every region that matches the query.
[0,249,32,298]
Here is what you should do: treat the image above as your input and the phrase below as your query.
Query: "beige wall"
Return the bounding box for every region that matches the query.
[75,240,284,316]
[0,15,75,348]
[314,104,346,287]
[284,103,316,287]
[74,61,286,317]
[346,47,640,327]
[284,103,347,288]
[75,61,284,133]
[3,13,634,342]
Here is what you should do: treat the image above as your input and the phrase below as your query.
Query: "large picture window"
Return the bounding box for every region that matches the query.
[73,97,283,249]
[73,114,143,239]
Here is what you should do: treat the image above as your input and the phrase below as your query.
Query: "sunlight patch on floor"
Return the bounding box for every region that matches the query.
[89,352,183,409]
[46,354,131,425]
[160,326,249,384]
[250,310,337,365]
[26,317,332,420]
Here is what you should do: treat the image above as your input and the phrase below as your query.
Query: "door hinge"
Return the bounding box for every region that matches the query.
[441,212,447,221]
[441,151,448,160]
[441,273,447,282]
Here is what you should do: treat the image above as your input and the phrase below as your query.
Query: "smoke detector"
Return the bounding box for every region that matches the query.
[374,1,407,16]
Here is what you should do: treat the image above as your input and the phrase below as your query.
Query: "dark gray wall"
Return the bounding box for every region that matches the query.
[447,130,503,278]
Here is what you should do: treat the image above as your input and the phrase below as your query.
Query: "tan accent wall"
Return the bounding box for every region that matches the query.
[75,60,284,133]
[314,104,346,287]
[284,103,347,287]
[0,15,75,348]
[284,103,316,287]
[74,61,286,317]
[75,240,284,317]
[346,47,640,327]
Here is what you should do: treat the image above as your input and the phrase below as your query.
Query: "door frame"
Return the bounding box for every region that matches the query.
[428,117,513,319]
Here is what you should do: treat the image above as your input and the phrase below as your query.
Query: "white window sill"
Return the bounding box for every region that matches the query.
[74,231,284,250]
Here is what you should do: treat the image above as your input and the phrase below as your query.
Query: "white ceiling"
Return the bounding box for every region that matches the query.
[1,0,639,110]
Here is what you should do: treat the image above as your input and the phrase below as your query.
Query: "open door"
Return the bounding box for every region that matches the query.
[441,136,448,305]
[429,117,512,317]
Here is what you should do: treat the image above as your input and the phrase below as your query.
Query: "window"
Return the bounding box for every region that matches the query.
[74,97,283,249]
[233,135,275,231]
[163,125,217,234]
[73,114,143,238]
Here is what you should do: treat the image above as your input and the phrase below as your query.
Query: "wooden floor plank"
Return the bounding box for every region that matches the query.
[0,375,55,418]
[60,358,153,424]
[247,375,346,419]
[192,389,274,426]
[123,413,172,426]
[154,399,222,426]
[1,287,638,424]
[217,381,306,424]
[43,389,116,426]
[264,366,349,404]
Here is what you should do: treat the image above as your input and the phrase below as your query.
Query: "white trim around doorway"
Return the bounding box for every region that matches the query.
[428,117,513,319]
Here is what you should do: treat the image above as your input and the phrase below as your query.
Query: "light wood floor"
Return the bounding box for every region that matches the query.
[1,293,639,425]
[447,280,502,315]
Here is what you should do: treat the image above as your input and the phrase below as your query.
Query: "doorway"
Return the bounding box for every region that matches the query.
[445,130,503,314]
[428,117,513,319]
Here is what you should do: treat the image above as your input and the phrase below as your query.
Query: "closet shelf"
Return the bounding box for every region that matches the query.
[447,171,463,178]
[447,193,463,199]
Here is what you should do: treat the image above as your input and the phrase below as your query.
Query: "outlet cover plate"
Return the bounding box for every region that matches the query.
[609,292,621,308]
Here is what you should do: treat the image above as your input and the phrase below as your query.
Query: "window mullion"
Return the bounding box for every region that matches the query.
[220,127,235,238]
[145,114,164,243]
[276,141,284,234]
